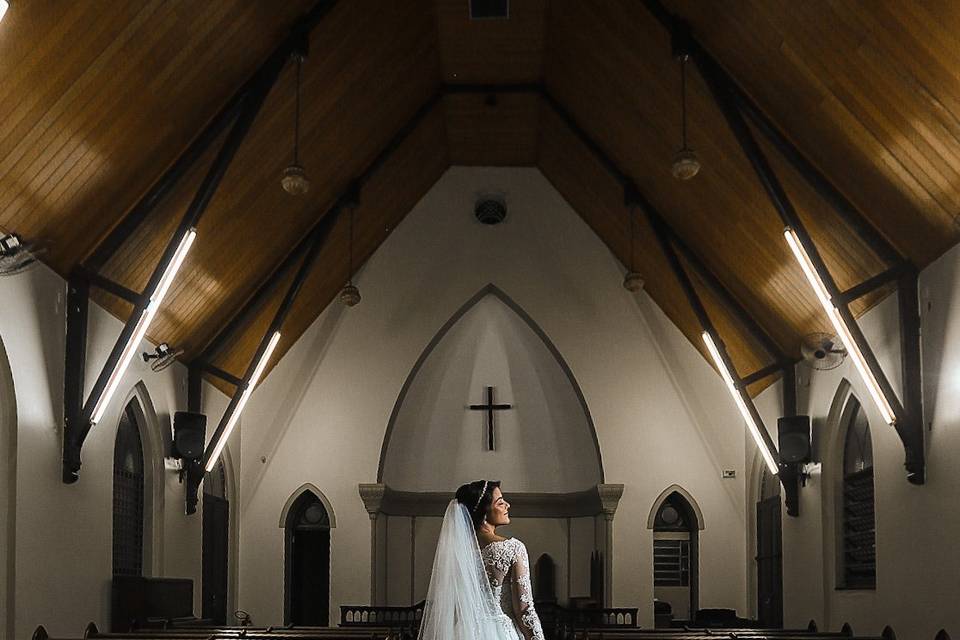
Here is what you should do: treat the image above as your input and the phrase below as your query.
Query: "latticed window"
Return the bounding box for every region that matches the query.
[653,539,690,586]
[841,399,876,589]
[113,403,145,577]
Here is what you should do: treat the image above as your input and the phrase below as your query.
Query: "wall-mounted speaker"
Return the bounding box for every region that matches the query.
[172,411,206,461]
[778,415,811,464]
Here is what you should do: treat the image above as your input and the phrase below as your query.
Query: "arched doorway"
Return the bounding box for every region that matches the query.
[756,467,783,627]
[651,490,699,625]
[202,459,229,624]
[284,490,331,625]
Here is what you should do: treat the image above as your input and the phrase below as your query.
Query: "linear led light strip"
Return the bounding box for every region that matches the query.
[783,227,897,425]
[205,330,281,472]
[702,331,779,475]
[90,229,197,425]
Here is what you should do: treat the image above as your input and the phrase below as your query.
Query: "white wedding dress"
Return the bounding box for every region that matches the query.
[418,501,546,640]
[481,538,546,640]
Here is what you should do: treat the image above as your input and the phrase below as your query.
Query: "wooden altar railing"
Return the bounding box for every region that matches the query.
[339,601,424,629]
[552,605,639,638]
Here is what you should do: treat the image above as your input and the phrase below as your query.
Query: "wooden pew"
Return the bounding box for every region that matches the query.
[32,622,407,640]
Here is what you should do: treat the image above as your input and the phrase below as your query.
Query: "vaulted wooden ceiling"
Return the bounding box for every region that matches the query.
[1,0,958,398]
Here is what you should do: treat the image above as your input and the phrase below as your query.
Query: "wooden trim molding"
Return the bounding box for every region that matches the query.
[359,484,623,518]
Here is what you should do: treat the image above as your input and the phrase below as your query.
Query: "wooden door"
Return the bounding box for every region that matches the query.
[756,495,783,628]
[202,494,229,624]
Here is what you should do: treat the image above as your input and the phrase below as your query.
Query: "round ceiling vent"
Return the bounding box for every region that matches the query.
[475,197,507,225]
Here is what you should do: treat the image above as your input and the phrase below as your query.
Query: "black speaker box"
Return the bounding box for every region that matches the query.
[172,411,206,461]
[778,415,811,464]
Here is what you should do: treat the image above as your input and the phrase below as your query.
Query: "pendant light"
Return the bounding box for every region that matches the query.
[622,205,644,292]
[339,204,361,307]
[281,52,310,195]
[671,53,701,180]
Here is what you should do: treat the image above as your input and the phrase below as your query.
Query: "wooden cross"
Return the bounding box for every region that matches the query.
[469,386,513,451]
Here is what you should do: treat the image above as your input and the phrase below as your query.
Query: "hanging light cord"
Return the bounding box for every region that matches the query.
[629,204,636,272]
[293,55,302,165]
[680,56,688,151]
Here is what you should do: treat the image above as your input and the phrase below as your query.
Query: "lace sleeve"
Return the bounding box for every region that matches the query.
[509,540,545,640]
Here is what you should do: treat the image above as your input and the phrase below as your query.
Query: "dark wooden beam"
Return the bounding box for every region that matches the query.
[201,208,337,473]
[62,9,303,483]
[645,209,781,467]
[194,90,444,368]
[77,267,145,306]
[650,5,924,483]
[741,362,786,387]
[199,363,245,389]
[541,88,790,367]
[83,0,340,274]
[640,0,905,268]
[835,263,910,306]
[61,274,89,482]
[897,270,924,483]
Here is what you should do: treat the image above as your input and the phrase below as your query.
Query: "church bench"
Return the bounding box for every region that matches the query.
[563,628,882,640]
[32,623,406,640]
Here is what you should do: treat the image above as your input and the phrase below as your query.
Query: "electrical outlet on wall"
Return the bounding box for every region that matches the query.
[721,469,736,479]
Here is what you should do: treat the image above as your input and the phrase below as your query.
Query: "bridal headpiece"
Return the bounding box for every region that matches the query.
[472,480,489,512]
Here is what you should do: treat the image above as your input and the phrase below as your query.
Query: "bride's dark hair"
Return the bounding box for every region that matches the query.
[455,480,501,529]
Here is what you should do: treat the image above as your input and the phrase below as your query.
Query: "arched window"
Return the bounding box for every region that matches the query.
[202,460,229,624]
[652,491,699,625]
[113,402,145,577]
[284,490,331,626]
[839,398,876,589]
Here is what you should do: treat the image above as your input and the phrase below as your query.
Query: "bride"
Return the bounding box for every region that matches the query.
[418,480,546,640]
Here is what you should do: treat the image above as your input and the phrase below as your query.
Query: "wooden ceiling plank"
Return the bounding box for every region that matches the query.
[1,2,170,230]
[541,86,790,368]
[209,106,449,384]
[545,1,825,344]
[196,90,444,367]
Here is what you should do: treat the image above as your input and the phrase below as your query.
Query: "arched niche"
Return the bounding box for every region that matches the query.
[278,483,338,529]
[0,334,16,640]
[379,284,602,492]
[646,484,704,530]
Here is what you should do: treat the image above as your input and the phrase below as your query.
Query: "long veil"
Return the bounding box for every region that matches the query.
[417,500,517,640]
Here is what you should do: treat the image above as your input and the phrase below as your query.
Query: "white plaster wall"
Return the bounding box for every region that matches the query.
[383,293,600,492]
[239,167,748,627]
[750,242,960,639]
[0,263,231,639]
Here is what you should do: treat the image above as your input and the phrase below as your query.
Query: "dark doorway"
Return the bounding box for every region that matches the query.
[202,460,229,624]
[285,491,331,626]
[756,468,783,628]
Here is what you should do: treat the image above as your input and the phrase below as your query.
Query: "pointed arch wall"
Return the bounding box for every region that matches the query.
[377,283,603,486]
[646,484,705,530]
[278,483,338,529]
